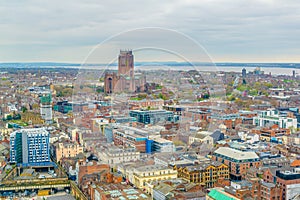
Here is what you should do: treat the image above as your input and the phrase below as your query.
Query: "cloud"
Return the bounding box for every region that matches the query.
[0,0,300,62]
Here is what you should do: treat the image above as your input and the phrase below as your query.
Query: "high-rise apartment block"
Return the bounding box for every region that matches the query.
[10,128,50,166]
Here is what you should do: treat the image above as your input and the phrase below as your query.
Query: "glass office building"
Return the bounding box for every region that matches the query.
[129,110,179,124]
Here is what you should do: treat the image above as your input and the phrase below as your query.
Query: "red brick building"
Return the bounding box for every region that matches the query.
[260,181,281,200]
[113,129,147,152]
[212,147,262,180]
[252,124,290,142]
[263,167,300,200]
[77,159,110,185]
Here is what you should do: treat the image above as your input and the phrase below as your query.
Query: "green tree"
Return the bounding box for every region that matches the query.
[227,95,236,101]
[21,107,27,113]
[96,86,104,93]
[158,93,168,100]
[249,89,258,96]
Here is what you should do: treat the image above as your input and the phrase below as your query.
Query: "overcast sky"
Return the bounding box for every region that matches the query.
[0,0,300,63]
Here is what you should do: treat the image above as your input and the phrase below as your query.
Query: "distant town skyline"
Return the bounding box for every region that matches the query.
[0,0,300,63]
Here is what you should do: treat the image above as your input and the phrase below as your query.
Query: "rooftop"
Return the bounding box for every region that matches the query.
[96,183,149,200]
[153,137,173,144]
[186,161,224,171]
[214,147,259,161]
[261,181,276,188]
[193,133,210,139]
[208,188,239,200]
[47,195,75,200]
[135,164,173,173]
[291,159,300,167]
[11,128,48,136]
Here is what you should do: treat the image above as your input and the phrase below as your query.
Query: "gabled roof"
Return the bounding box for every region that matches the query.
[291,159,300,167]
[210,130,225,142]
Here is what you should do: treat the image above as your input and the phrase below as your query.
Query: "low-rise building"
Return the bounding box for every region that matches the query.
[253,109,297,129]
[151,179,205,200]
[113,127,148,152]
[53,100,73,113]
[176,161,229,188]
[151,137,175,153]
[207,188,239,200]
[163,105,186,116]
[76,159,110,185]
[90,183,150,200]
[208,113,243,130]
[51,141,83,162]
[260,154,290,168]
[129,99,164,109]
[189,132,213,147]
[260,181,281,200]
[264,167,300,200]
[98,145,140,165]
[282,134,300,145]
[212,147,261,180]
[129,110,179,125]
[154,152,200,167]
[223,179,261,200]
[256,124,290,143]
[132,165,178,189]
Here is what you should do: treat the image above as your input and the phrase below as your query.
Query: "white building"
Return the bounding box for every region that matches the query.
[7,103,17,112]
[189,132,214,147]
[287,183,300,200]
[98,145,140,165]
[49,132,69,143]
[238,132,259,144]
[152,138,175,153]
[132,165,178,189]
[92,118,109,134]
[246,133,260,144]
[253,109,297,129]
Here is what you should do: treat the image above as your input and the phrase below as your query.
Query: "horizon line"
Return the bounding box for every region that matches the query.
[0,61,300,65]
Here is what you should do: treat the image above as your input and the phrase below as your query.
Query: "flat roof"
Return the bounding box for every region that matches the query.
[261,181,276,188]
[12,128,48,136]
[153,137,173,144]
[47,195,75,200]
[208,188,239,200]
[135,164,173,172]
[214,147,259,160]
